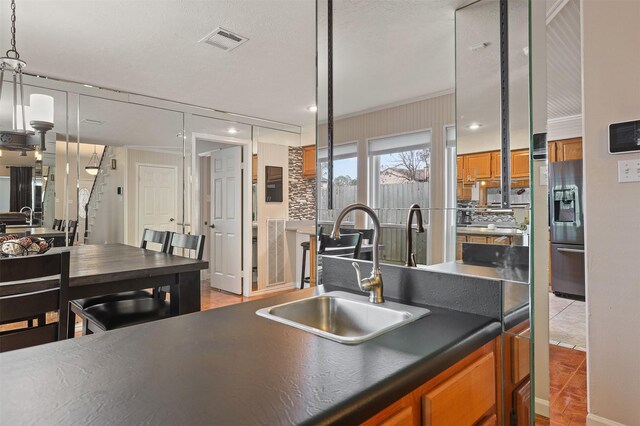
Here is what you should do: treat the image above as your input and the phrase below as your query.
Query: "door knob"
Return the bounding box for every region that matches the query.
[169,218,175,222]
[210,224,215,229]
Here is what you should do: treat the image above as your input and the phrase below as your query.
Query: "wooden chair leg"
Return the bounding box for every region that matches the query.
[300,247,307,290]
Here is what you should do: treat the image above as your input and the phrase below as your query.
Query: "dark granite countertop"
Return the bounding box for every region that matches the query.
[0,287,501,425]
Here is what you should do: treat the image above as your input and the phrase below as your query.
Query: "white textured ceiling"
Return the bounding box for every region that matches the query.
[318,0,467,118]
[547,0,581,120]
[0,0,317,127]
[1,0,573,134]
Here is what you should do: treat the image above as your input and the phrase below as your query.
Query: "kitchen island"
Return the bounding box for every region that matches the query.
[0,285,504,425]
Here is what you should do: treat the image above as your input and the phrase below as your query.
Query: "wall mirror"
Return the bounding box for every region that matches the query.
[318,0,534,422]
[317,0,531,274]
[0,80,66,241]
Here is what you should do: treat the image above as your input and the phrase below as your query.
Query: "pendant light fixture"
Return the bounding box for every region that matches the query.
[0,0,54,153]
[85,145,100,176]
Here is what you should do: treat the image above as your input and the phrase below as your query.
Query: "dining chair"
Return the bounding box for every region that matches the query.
[81,232,206,333]
[52,218,61,230]
[339,227,374,244]
[301,232,362,289]
[68,229,171,337]
[67,220,78,246]
[0,251,70,353]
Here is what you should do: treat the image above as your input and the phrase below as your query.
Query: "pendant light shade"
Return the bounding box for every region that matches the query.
[85,145,100,176]
[29,94,54,124]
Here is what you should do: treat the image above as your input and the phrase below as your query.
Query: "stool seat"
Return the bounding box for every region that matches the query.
[82,298,170,331]
[70,290,152,310]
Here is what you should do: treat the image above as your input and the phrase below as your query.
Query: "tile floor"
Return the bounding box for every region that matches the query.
[549,292,586,351]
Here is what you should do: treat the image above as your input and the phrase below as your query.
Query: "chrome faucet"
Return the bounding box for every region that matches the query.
[19,206,33,226]
[331,203,384,304]
[405,204,425,267]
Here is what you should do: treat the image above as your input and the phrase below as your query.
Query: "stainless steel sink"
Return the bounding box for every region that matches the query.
[256,291,430,344]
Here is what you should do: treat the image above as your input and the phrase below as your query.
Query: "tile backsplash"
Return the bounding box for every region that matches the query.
[288,147,316,220]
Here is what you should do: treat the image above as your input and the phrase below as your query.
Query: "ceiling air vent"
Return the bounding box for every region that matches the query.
[198,27,248,52]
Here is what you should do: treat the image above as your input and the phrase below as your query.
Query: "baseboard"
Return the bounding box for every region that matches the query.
[250,282,296,296]
[535,398,550,417]
[587,413,627,426]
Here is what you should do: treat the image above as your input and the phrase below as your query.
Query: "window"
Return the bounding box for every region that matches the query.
[368,130,431,224]
[368,130,431,265]
[317,142,358,223]
[444,125,457,262]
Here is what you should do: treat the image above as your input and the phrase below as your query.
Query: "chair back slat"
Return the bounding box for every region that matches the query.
[67,220,78,246]
[339,228,374,244]
[318,233,362,258]
[0,252,67,282]
[52,219,61,230]
[140,229,171,252]
[167,233,206,260]
[0,289,60,323]
[0,323,58,353]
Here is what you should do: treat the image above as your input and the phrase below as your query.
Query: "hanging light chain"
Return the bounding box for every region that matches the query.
[7,0,19,59]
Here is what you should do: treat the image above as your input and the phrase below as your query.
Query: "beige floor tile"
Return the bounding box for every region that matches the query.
[549,293,574,318]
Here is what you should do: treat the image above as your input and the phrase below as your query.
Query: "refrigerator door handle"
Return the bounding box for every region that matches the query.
[557,247,585,254]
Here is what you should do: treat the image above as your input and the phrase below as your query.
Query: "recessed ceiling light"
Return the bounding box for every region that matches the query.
[307,105,318,113]
[83,84,93,88]
[227,128,238,134]
[468,123,482,130]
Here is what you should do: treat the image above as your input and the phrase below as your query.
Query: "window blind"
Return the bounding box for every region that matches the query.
[368,131,431,156]
[317,142,358,161]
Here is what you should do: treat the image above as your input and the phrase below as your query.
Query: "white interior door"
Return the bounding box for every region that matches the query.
[211,146,242,294]
[137,164,177,250]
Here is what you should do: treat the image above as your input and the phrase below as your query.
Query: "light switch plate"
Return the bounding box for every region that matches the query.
[618,159,640,183]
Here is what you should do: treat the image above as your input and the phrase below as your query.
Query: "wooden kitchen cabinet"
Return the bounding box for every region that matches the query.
[502,321,531,426]
[302,145,316,178]
[252,154,258,182]
[510,149,530,178]
[456,236,467,260]
[457,156,464,181]
[551,137,582,162]
[488,236,511,245]
[467,235,489,244]
[462,152,492,182]
[457,182,472,201]
[491,151,501,179]
[363,339,499,426]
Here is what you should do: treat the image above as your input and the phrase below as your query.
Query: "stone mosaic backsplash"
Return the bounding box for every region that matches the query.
[470,211,516,224]
[288,147,316,220]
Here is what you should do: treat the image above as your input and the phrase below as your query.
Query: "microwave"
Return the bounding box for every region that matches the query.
[609,120,640,154]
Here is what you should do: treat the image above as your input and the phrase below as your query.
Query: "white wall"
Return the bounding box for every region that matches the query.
[582,1,640,425]
[531,0,550,416]
[256,142,292,291]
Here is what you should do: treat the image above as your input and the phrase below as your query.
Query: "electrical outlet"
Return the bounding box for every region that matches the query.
[618,159,640,183]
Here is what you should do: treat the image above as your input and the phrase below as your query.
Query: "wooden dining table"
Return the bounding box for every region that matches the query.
[0,244,208,339]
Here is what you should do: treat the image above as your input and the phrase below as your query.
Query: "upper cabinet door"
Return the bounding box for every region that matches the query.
[558,138,583,161]
[511,149,530,178]
[548,142,557,163]
[491,151,501,179]
[302,145,316,178]
[457,156,464,181]
[463,152,492,182]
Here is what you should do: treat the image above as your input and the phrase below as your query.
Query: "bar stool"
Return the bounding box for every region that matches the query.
[300,240,310,289]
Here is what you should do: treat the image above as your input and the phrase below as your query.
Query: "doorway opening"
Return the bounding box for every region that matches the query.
[194,136,252,296]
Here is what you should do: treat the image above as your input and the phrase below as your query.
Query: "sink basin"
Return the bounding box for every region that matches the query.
[256,291,430,344]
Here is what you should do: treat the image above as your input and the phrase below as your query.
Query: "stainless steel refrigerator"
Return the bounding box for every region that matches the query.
[550,160,585,298]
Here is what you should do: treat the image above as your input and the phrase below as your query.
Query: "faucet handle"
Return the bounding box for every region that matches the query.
[351,262,362,283]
